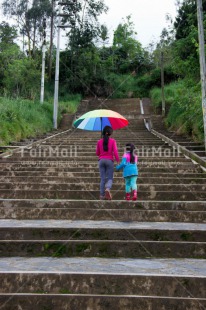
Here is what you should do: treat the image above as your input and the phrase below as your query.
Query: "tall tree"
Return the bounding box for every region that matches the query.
[48,0,55,79]
[98,24,109,46]
[57,0,108,92]
[171,0,206,78]
[2,0,52,57]
[0,22,22,91]
[112,16,144,73]
[62,0,108,47]
[0,22,18,44]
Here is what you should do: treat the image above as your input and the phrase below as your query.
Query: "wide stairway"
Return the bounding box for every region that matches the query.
[0,98,206,309]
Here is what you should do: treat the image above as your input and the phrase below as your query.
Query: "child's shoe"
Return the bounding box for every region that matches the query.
[125,193,131,201]
[100,195,105,200]
[105,189,112,200]
[132,190,137,201]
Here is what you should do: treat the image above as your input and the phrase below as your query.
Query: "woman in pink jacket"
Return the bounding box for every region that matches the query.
[96,126,120,200]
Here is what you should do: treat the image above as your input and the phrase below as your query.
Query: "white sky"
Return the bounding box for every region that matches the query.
[98,0,178,47]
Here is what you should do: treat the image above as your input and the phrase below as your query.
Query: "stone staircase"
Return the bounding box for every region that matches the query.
[0,98,206,309]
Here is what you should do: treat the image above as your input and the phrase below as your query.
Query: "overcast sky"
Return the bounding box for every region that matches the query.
[98,0,178,47]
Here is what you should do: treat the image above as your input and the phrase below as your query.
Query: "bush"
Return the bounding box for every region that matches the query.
[104,73,135,98]
[3,58,41,99]
[0,97,53,145]
[133,74,152,97]
[0,95,81,146]
[58,94,82,114]
[150,79,204,142]
[150,80,186,109]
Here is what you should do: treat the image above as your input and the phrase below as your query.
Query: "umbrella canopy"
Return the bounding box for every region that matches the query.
[73,109,128,131]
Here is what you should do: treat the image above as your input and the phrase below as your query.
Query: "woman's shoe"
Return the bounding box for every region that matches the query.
[105,189,112,200]
[132,190,137,201]
[125,193,131,201]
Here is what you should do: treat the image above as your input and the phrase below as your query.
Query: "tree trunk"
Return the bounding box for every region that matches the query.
[48,0,55,80]
[32,19,37,58]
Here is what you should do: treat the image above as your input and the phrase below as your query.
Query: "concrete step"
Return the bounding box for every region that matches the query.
[0,200,205,222]
[0,189,206,200]
[0,220,205,241]
[193,151,206,157]
[13,150,183,157]
[0,158,199,166]
[0,165,204,175]
[1,149,183,157]
[37,138,167,143]
[0,273,205,298]
[0,167,201,175]
[0,160,196,168]
[1,199,206,211]
[2,176,206,184]
[27,138,169,142]
[1,182,206,192]
[0,205,205,222]
[0,239,205,258]
[0,257,205,309]
[184,146,205,150]
[2,157,191,163]
[1,294,205,310]
[0,256,205,277]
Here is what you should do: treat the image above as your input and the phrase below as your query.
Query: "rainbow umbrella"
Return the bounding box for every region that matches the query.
[73,109,128,131]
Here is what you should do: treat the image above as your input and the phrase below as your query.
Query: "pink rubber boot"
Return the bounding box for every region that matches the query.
[132,190,137,201]
[125,193,131,201]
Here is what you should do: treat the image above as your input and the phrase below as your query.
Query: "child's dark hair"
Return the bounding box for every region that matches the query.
[102,126,113,151]
[125,143,135,163]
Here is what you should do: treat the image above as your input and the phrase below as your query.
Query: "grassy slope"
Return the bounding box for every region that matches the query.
[0,95,81,146]
[150,80,204,142]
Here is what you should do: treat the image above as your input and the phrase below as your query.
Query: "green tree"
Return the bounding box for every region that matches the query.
[98,24,109,46]
[171,0,205,79]
[2,0,52,57]
[112,16,144,74]
[3,58,41,99]
[0,22,22,92]
[0,22,18,44]
[63,0,108,47]
[58,0,108,94]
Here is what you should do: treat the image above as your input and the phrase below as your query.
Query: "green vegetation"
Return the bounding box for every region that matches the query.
[147,0,206,143]
[0,0,205,144]
[150,79,204,142]
[0,95,81,146]
[43,243,67,257]
[0,97,53,146]
[75,243,89,254]
[59,289,72,294]
[180,232,193,241]
[105,73,136,98]
[58,94,82,114]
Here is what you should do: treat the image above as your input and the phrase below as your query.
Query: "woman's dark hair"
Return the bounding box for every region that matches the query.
[125,143,135,163]
[102,126,113,151]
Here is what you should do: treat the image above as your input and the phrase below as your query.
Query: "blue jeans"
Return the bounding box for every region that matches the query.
[98,159,114,196]
[125,176,138,193]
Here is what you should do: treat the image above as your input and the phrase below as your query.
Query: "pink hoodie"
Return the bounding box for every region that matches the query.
[123,152,138,163]
[96,138,119,162]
